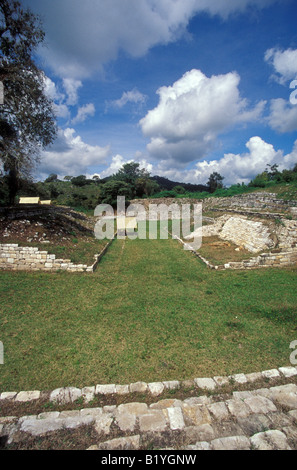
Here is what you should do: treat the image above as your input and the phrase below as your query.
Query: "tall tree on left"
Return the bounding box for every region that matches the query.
[0,0,57,204]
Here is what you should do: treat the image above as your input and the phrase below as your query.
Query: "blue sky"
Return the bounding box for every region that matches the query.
[22,0,297,185]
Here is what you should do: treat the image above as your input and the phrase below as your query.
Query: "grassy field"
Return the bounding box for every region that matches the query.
[0,233,297,392]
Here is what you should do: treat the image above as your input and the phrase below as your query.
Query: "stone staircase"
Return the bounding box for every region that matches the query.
[1,367,297,451]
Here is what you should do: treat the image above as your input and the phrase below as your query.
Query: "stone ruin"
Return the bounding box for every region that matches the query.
[0,192,297,271]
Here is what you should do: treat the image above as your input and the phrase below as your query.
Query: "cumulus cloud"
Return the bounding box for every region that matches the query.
[150,137,297,186]
[267,98,297,133]
[140,69,266,163]
[107,89,147,110]
[62,78,83,106]
[192,136,284,185]
[98,154,153,179]
[24,0,279,79]
[38,128,111,178]
[71,103,96,124]
[265,47,297,84]
[43,76,71,120]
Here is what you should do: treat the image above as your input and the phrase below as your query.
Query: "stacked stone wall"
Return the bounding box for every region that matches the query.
[0,237,115,273]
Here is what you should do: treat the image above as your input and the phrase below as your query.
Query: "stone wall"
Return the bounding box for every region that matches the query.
[0,237,115,273]
[222,249,297,271]
[219,217,275,253]
[131,192,297,219]
[202,192,297,213]
[174,234,297,271]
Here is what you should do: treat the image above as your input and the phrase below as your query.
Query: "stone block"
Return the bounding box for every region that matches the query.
[244,396,277,414]
[207,402,230,421]
[211,435,251,450]
[115,384,130,395]
[194,378,217,391]
[0,392,17,401]
[226,399,252,418]
[261,369,280,379]
[139,410,168,433]
[15,391,40,402]
[94,413,114,435]
[250,430,291,450]
[81,386,95,403]
[182,404,211,427]
[94,435,141,451]
[148,382,165,396]
[213,376,229,386]
[279,366,297,378]
[229,373,247,384]
[184,424,215,443]
[95,384,116,395]
[129,382,148,393]
[167,407,185,430]
[50,387,82,404]
[163,380,180,390]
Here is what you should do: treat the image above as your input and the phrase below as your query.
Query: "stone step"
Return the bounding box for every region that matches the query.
[1,381,297,451]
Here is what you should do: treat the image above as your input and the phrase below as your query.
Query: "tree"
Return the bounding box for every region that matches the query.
[114,162,152,198]
[265,164,280,181]
[207,172,224,193]
[45,173,58,183]
[0,0,57,203]
[173,185,186,194]
[249,171,269,188]
[99,180,133,207]
[71,175,87,187]
[115,162,144,185]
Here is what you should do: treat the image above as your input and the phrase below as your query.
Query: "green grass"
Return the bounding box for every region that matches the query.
[0,234,297,392]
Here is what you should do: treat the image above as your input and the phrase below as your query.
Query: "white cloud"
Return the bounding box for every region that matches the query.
[98,154,153,179]
[265,47,297,84]
[107,89,147,109]
[140,69,266,164]
[62,78,83,105]
[43,76,70,120]
[25,0,279,79]
[71,103,96,124]
[38,128,111,178]
[192,136,284,185]
[267,98,297,133]
[150,137,297,186]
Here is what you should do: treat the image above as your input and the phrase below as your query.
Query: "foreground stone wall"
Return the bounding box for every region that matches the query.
[1,366,297,450]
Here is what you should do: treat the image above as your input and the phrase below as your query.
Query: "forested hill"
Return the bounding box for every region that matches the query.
[150,176,209,192]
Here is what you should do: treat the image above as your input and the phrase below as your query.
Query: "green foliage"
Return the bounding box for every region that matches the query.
[99,179,133,207]
[249,171,269,188]
[0,0,57,203]
[44,174,58,183]
[207,172,224,193]
[71,175,88,187]
[172,185,186,194]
